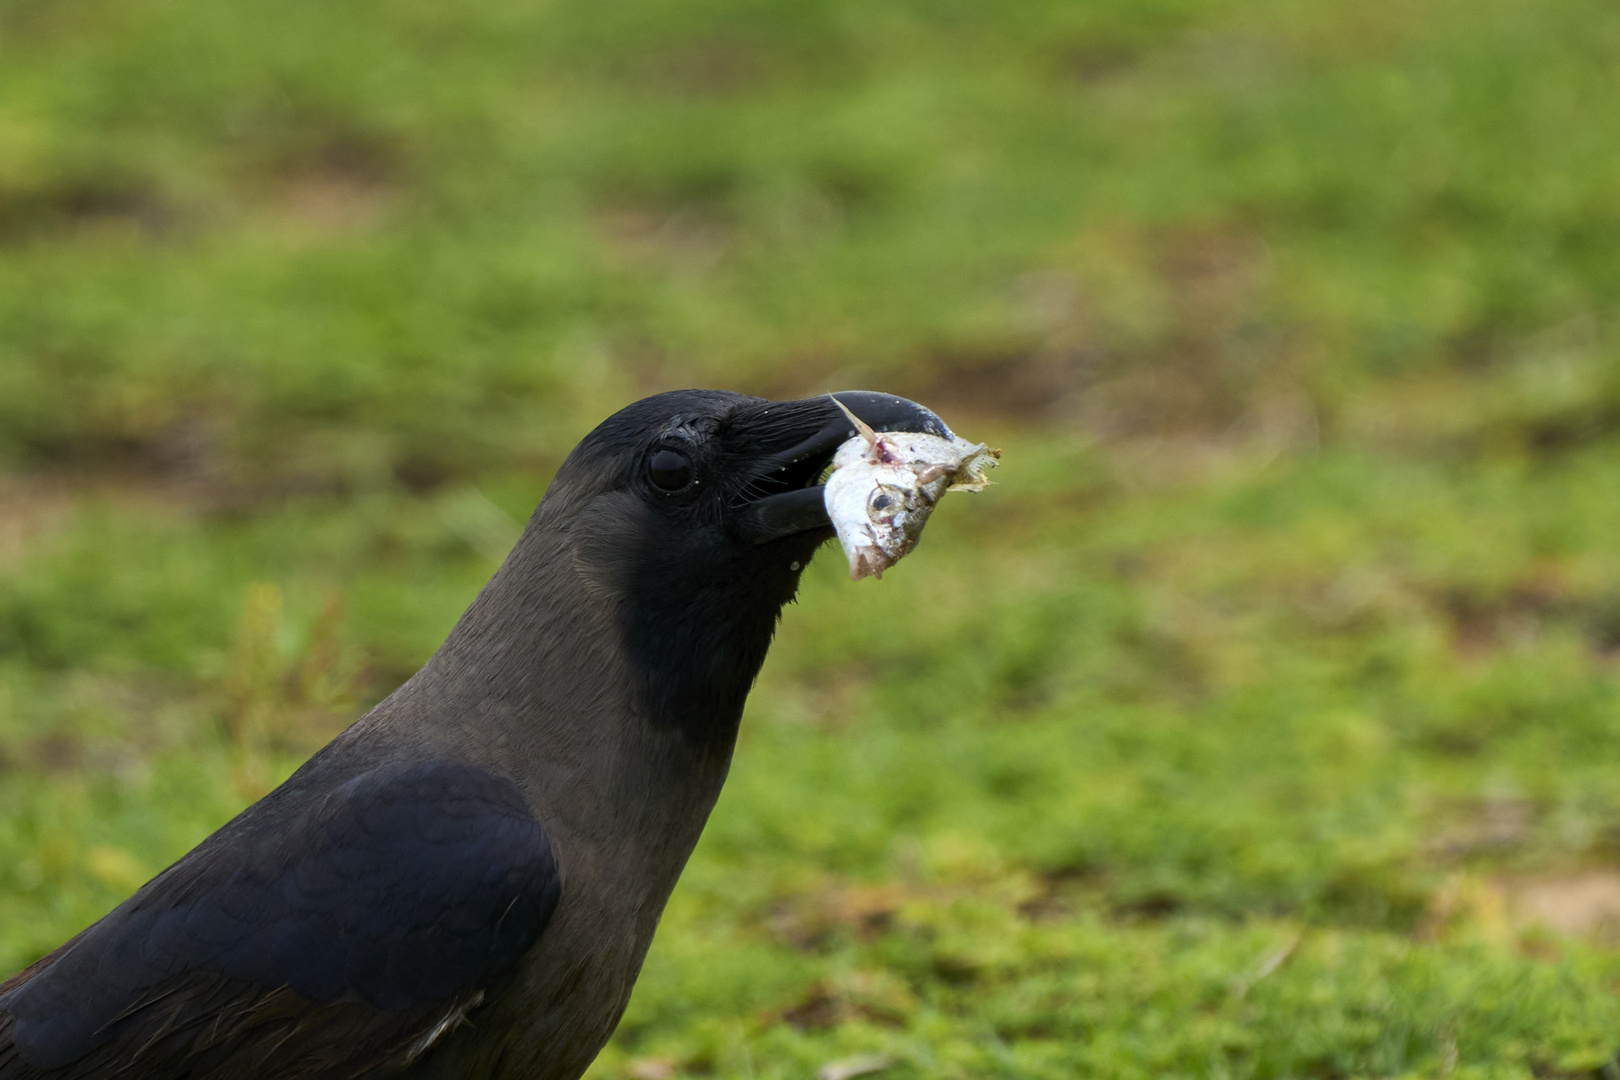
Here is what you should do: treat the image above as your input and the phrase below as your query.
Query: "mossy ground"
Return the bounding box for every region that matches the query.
[5,0,1620,1076]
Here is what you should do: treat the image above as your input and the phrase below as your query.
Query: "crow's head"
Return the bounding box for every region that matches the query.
[528,389,953,741]
[544,389,952,562]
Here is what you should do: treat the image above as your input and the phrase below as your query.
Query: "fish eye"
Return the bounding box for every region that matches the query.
[648,449,693,492]
[868,486,902,516]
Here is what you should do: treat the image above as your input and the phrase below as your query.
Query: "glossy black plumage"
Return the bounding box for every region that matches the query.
[0,390,953,1080]
[2,761,558,1076]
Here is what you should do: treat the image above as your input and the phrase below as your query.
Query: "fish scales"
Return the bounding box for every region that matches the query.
[822,403,998,580]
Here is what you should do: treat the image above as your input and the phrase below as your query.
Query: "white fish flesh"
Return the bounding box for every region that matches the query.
[822,403,999,580]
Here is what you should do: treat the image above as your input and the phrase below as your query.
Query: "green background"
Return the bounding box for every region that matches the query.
[5,0,1620,1075]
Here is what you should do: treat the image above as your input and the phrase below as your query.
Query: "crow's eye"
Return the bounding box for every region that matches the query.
[648,449,693,492]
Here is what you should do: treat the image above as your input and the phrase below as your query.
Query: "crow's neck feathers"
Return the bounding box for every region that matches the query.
[424,486,811,756]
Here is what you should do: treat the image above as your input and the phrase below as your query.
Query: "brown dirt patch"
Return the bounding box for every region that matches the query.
[270,134,398,234]
[1425,868,1620,945]
[767,882,922,951]
[0,475,77,569]
[277,168,390,233]
[1508,870,1620,941]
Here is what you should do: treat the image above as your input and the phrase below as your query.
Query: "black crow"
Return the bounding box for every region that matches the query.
[0,390,956,1080]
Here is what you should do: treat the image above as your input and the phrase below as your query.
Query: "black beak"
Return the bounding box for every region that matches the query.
[734,392,953,545]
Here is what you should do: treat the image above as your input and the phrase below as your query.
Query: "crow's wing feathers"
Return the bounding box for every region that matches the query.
[0,761,560,1077]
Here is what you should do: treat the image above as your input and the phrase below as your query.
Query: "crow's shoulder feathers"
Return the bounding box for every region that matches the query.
[0,761,559,1077]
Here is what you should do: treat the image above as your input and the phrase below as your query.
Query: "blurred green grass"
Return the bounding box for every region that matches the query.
[5,0,1620,1076]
